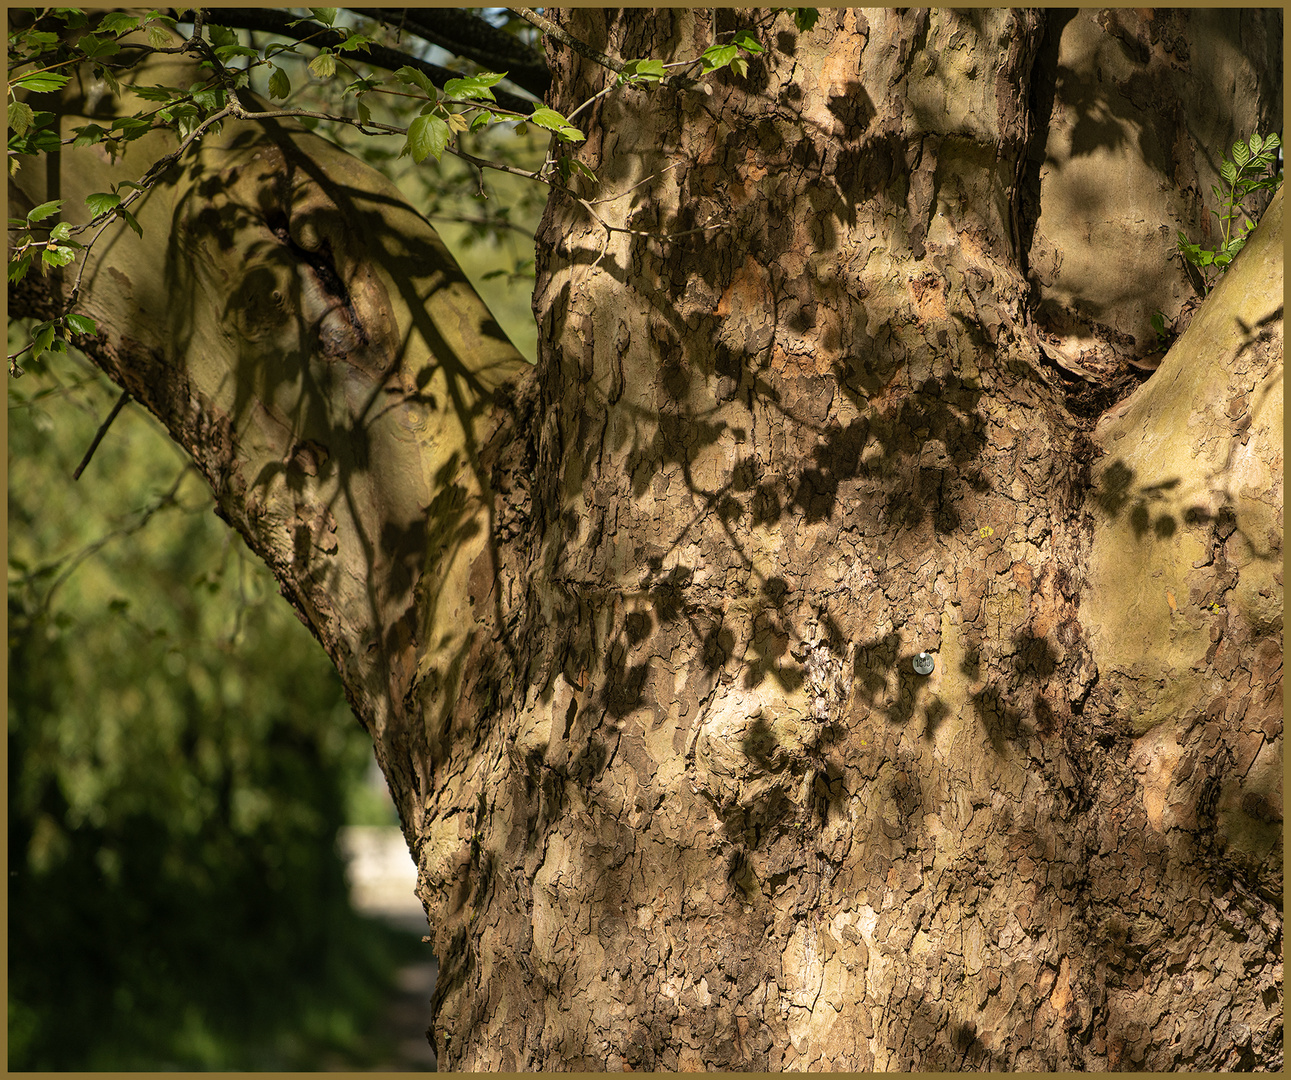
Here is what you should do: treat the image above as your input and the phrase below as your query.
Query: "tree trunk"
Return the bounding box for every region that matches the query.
[10,8,1282,1071]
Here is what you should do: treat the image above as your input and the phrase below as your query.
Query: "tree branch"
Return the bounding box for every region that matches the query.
[351,8,550,99]
[72,389,131,480]
[508,8,625,75]
[194,8,539,115]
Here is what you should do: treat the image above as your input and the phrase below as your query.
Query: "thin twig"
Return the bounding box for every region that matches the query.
[72,389,131,480]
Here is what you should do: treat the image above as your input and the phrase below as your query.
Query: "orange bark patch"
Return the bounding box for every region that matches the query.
[715,255,771,318]
[909,271,948,323]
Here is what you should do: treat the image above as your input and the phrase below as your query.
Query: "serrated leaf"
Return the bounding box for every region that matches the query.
[621,58,665,83]
[469,110,491,132]
[394,66,438,98]
[26,200,64,224]
[310,8,338,26]
[732,30,765,54]
[701,43,739,73]
[356,99,372,126]
[340,33,372,53]
[96,12,141,34]
[79,34,120,58]
[308,52,336,79]
[214,44,260,61]
[65,312,97,334]
[71,122,109,147]
[129,83,182,102]
[528,106,575,132]
[268,65,291,99]
[15,30,59,50]
[8,101,34,137]
[556,126,585,143]
[446,110,470,133]
[407,113,450,163]
[8,253,33,283]
[792,8,820,33]
[146,23,171,48]
[12,72,71,94]
[443,72,506,101]
[48,221,72,241]
[731,57,748,79]
[32,323,56,356]
[41,245,76,268]
[85,191,122,216]
[207,24,237,48]
[119,207,143,238]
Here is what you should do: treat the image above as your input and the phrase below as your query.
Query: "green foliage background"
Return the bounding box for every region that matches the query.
[6,12,547,1068]
[7,79,542,1080]
[7,342,421,1069]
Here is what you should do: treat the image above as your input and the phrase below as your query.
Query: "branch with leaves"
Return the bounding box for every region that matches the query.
[8,6,801,375]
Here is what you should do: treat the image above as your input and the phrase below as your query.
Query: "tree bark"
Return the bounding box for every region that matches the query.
[9,8,1282,1071]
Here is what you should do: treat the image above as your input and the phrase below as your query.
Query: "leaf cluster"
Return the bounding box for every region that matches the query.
[1176,131,1281,294]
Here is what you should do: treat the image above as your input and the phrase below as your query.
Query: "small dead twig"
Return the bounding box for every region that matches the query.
[72,389,131,480]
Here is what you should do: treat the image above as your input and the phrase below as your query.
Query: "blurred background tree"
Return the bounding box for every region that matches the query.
[7,9,544,1068]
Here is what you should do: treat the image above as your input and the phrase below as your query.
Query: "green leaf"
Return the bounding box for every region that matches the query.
[528,106,577,134]
[394,66,438,98]
[792,8,820,33]
[701,43,739,74]
[27,200,64,224]
[356,99,371,126]
[129,83,182,102]
[71,122,110,147]
[406,113,450,163]
[731,30,765,54]
[12,72,71,94]
[78,34,121,58]
[308,52,336,80]
[1248,133,1263,156]
[31,323,57,357]
[41,245,76,268]
[443,72,506,102]
[8,100,35,137]
[339,33,372,54]
[1150,310,1166,339]
[112,115,154,141]
[8,252,34,284]
[268,65,291,100]
[65,312,97,334]
[146,23,172,49]
[310,8,338,27]
[119,207,143,238]
[1262,132,1280,152]
[1219,159,1237,184]
[207,24,238,49]
[469,110,491,132]
[214,44,260,61]
[96,12,142,35]
[48,221,72,241]
[85,191,122,216]
[1230,140,1250,167]
[620,58,665,83]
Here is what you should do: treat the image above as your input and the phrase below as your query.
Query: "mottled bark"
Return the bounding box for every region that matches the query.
[9,8,1282,1072]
